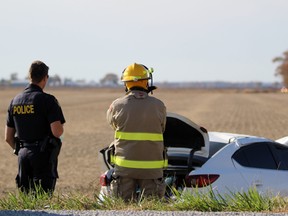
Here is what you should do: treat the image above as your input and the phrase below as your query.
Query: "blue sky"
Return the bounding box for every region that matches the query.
[1,0,288,83]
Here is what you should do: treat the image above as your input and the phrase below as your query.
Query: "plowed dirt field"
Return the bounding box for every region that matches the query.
[0,87,287,197]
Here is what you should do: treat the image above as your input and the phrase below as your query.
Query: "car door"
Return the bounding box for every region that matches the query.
[231,142,288,196]
[267,143,288,196]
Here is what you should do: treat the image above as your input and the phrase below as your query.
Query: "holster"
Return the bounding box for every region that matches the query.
[13,137,21,155]
[48,137,62,178]
[40,136,50,152]
[48,137,62,163]
[38,136,62,164]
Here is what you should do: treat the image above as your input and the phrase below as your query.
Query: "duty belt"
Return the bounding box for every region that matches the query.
[21,141,41,148]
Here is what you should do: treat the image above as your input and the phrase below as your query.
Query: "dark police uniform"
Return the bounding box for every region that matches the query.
[6,84,65,193]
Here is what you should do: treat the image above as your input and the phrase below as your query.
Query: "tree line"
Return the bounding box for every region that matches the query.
[1,50,288,88]
[0,73,120,87]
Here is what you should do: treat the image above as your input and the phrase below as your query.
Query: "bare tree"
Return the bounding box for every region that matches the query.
[273,50,288,87]
[10,72,18,81]
[100,73,119,86]
[47,74,62,86]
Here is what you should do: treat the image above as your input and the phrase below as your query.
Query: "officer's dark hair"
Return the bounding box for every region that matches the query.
[29,60,49,83]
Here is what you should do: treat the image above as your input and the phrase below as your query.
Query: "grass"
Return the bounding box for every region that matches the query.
[1,187,288,213]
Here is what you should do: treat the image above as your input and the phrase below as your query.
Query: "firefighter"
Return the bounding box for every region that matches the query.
[5,60,65,194]
[107,63,167,201]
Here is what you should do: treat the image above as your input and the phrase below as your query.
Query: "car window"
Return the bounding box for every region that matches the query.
[270,143,288,170]
[232,142,278,170]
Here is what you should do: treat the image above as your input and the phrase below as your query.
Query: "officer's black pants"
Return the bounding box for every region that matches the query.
[16,146,57,194]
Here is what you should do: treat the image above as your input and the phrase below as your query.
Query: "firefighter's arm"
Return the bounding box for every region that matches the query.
[4,126,16,149]
[162,107,167,133]
[107,104,116,130]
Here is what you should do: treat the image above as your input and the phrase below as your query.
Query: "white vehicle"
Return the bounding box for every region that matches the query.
[99,112,288,198]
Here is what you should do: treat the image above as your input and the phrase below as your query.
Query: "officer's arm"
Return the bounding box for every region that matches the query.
[4,126,16,149]
[50,121,64,138]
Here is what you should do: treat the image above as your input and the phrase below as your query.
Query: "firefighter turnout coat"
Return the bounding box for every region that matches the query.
[107,90,167,179]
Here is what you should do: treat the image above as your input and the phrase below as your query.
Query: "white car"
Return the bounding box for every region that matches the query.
[99,112,288,199]
[186,132,288,197]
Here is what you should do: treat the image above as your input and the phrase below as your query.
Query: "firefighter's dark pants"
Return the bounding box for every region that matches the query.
[16,145,57,194]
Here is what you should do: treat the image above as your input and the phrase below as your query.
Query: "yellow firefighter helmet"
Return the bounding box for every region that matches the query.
[121,63,151,82]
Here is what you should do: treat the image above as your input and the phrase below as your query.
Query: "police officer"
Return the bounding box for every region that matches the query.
[5,60,65,194]
[107,63,167,201]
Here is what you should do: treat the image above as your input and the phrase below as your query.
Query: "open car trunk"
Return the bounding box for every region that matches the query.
[164,112,209,175]
[100,112,209,173]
